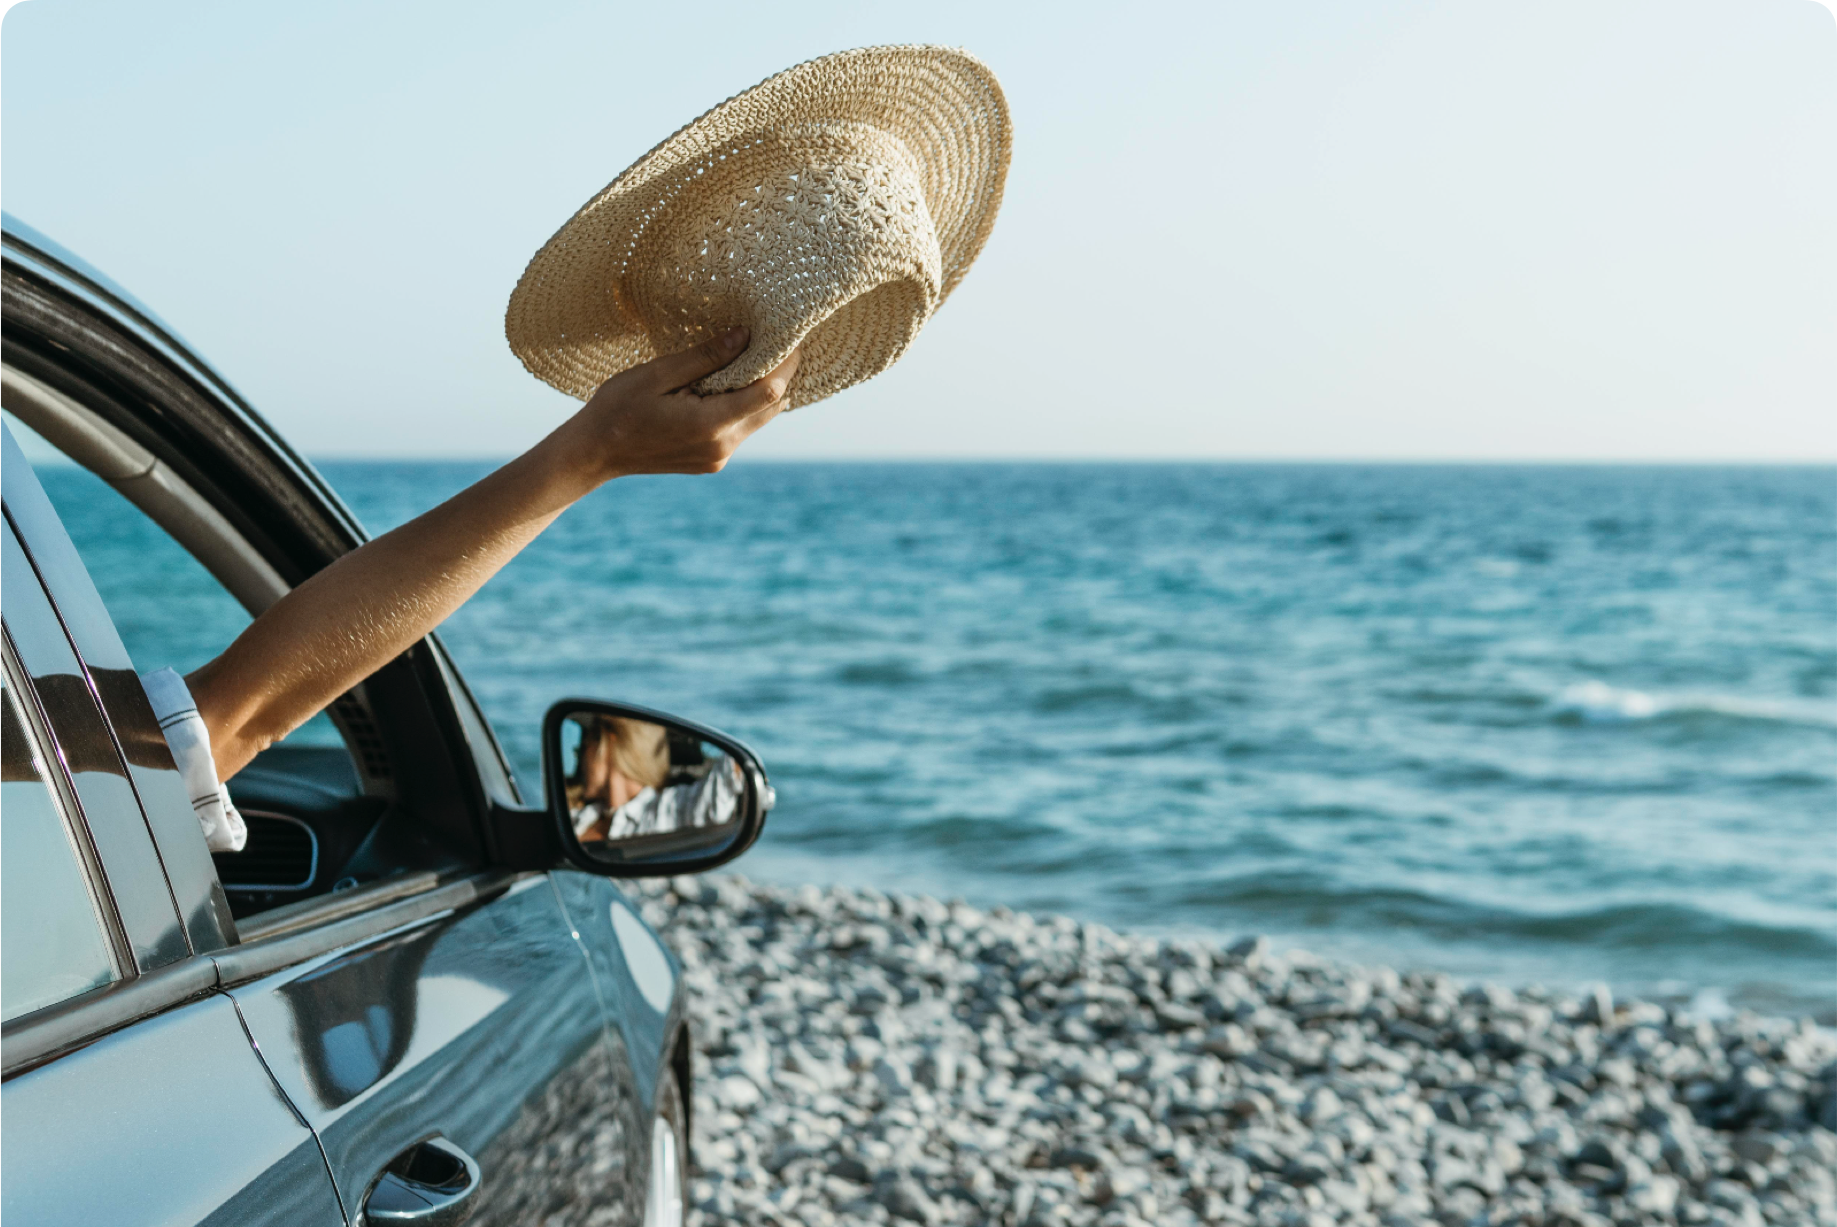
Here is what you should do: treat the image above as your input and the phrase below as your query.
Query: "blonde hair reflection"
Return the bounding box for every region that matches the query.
[567,715,669,824]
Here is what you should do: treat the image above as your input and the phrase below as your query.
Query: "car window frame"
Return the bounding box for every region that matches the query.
[1,637,133,1002]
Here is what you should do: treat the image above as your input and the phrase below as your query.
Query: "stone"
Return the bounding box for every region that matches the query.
[1227,936,1268,965]
[1585,983,1615,1025]
[1049,1144,1107,1170]
[1202,1024,1255,1058]
[1626,1173,1681,1216]
[873,1056,913,1096]
[1154,1001,1206,1030]
[1731,1131,1787,1166]
[714,1073,762,1111]
[914,1046,958,1092]
[1285,1151,1337,1185]
[829,1154,874,1183]
[878,1177,939,1224]
[610,875,1829,1227]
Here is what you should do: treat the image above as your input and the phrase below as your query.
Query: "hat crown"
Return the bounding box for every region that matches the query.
[622,123,942,385]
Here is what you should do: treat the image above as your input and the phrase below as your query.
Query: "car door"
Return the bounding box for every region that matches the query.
[1,475,344,1226]
[225,872,648,1226]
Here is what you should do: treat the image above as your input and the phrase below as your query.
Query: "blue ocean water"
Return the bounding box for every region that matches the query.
[38,461,1837,1017]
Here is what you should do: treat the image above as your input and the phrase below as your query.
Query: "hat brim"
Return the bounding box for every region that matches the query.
[505,45,1011,409]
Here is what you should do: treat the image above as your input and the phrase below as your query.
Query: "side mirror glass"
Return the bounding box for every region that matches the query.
[541,700,771,876]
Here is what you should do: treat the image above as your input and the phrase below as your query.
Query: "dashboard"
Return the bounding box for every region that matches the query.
[220,744,391,919]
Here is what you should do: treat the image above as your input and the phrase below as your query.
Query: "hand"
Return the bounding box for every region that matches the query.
[557,327,800,484]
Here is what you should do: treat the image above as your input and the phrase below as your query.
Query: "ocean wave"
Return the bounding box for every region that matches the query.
[1551,680,1837,730]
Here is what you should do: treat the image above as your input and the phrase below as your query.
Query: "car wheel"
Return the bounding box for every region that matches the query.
[643,1073,689,1227]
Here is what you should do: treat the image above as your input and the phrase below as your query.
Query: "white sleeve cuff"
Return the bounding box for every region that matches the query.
[140,667,247,854]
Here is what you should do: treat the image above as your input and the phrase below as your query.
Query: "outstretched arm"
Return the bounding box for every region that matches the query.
[187,329,797,780]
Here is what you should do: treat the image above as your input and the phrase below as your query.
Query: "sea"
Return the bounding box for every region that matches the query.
[33,459,1837,1020]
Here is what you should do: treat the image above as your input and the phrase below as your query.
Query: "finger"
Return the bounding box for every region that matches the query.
[695,389,787,473]
[699,347,802,421]
[639,327,751,392]
[726,389,788,444]
[738,353,802,426]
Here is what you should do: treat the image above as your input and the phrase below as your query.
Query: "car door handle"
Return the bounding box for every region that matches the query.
[363,1135,481,1226]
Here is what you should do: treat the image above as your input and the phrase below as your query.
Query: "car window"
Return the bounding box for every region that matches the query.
[1,666,120,1022]
[2,409,341,749]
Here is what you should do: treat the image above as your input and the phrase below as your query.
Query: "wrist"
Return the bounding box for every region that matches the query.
[531,415,626,500]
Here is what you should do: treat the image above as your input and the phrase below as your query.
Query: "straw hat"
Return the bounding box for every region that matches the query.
[506,45,1011,410]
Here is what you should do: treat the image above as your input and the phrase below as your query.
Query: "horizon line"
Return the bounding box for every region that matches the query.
[301,454,1837,468]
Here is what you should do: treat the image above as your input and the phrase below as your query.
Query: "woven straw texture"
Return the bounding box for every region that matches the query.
[505,45,1010,409]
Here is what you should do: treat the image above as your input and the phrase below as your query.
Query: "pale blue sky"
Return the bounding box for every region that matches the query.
[4,0,1833,460]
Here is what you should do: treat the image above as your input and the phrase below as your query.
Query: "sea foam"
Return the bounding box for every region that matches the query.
[1553,680,1664,722]
[1553,680,1837,729]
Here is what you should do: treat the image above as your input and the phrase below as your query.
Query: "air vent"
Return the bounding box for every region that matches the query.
[215,811,318,890]
[331,692,392,782]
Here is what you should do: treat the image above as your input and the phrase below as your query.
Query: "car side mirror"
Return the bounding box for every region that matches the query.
[541,699,772,877]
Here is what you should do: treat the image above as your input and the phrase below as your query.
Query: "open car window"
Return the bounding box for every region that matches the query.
[16,426,345,742]
[2,409,390,921]
[4,410,342,749]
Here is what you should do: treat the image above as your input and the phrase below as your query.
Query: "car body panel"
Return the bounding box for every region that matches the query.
[0,993,345,1226]
[551,872,682,1113]
[548,872,675,1168]
[227,874,645,1225]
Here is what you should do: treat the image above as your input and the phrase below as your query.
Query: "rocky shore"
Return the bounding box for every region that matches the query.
[626,876,1837,1227]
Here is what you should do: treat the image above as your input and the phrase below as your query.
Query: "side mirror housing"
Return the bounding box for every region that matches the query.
[539,699,772,877]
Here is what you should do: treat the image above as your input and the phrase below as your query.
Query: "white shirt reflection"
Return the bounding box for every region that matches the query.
[574,755,743,843]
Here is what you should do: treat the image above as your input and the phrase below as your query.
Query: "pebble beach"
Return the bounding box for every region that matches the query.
[628,876,1837,1227]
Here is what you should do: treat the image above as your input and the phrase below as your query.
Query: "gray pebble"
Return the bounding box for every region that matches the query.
[634,874,1837,1227]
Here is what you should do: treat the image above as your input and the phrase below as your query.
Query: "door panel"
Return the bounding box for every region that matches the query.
[229,875,645,1226]
[550,873,680,1110]
[0,994,344,1227]
[548,873,657,1209]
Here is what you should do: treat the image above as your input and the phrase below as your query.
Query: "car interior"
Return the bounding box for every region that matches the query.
[3,364,491,924]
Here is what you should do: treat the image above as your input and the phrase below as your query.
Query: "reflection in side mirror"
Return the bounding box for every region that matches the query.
[563,714,741,843]
[542,701,770,876]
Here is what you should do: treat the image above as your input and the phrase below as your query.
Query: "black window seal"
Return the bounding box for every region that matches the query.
[1,221,370,554]
[233,868,452,944]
